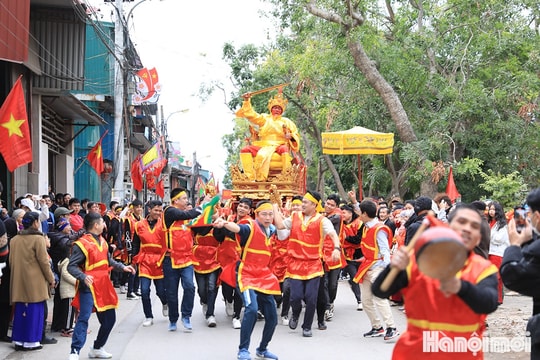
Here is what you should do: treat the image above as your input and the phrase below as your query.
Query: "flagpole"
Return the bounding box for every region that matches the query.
[74,157,89,175]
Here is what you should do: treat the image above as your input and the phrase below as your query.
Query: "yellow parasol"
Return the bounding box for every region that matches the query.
[322,126,394,200]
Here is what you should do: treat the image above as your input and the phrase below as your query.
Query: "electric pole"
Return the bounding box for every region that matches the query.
[113,0,125,201]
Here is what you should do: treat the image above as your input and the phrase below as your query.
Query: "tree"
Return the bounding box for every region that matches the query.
[220,0,540,201]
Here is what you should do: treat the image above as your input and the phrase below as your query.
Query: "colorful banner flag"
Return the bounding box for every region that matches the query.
[132,67,161,105]
[188,195,221,227]
[87,130,108,175]
[140,143,162,173]
[445,166,461,204]
[0,77,32,172]
[197,177,206,199]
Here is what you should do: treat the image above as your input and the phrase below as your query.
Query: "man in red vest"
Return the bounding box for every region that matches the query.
[159,188,208,332]
[373,204,499,359]
[131,199,167,327]
[67,212,135,360]
[272,191,341,338]
[214,201,281,360]
[352,199,398,340]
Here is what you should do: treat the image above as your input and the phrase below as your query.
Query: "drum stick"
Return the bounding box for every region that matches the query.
[379,217,430,292]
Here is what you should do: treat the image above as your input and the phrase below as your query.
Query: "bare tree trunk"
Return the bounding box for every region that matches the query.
[322,154,347,200]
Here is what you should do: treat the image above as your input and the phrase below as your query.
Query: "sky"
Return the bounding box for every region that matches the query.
[86,0,275,185]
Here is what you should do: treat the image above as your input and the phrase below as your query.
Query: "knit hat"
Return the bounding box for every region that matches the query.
[22,212,40,229]
[56,218,70,231]
[414,196,433,215]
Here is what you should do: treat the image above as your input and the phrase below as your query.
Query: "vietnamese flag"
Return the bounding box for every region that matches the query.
[87,130,107,175]
[446,166,461,204]
[0,77,32,172]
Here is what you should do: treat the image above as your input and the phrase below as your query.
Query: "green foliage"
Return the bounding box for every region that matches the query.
[479,170,528,209]
[216,0,540,200]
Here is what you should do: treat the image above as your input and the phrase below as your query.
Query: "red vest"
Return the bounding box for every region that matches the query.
[160,206,196,269]
[193,229,220,274]
[343,218,362,260]
[353,222,392,283]
[287,212,324,280]
[73,233,118,311]
[133,219,164,279]
[269,235,289,282]
[237,217,280,294]
[392,252,498,360]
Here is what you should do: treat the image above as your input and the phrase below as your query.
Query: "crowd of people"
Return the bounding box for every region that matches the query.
[2,180,540,360]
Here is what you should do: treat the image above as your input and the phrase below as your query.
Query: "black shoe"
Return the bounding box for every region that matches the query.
[289,316,298,330]
[0,335,11,343]
[41,336,58,345]
[302,328,313,337]
[318,322,327,330]
[257,310,265,321]
[363,327,384,337]
[15,344,43,351]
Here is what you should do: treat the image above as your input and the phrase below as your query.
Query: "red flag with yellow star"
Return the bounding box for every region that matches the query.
[87,130,108,175]
[0,77,32,172]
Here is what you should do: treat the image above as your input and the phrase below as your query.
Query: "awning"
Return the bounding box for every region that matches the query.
[41,93,107,126]
[130,133,152,153]
[321,126,394,155]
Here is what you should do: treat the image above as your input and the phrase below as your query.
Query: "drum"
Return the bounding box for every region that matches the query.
[414,227,468,280]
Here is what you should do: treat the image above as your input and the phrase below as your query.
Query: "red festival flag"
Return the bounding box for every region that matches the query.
[131,154,144,192]
[0,77,32,171]
[156,178,164,198]
[446,166,461,204]
[87,131,107,175]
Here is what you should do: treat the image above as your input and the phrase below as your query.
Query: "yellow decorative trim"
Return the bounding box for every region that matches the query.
[408,318,482,333]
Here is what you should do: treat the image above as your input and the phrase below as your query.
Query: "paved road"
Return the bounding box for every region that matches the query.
[0,280,406,360]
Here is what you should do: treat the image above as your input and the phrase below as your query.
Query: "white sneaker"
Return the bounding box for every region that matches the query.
[325,303,334,321]
[119,285,127,294]
[201,303,208,316]
[206,315,217,327]
[88,347,112,359]
[225,301,234,317]
[232,317,241,329]
[69,353,79,360]
[126,292,139,300]
[357,302,363,311]
[281,316,289,326]
[162,304,168,317]
[142,318,153,327]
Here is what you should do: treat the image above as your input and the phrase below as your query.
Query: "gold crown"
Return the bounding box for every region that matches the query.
[267,92,288,112]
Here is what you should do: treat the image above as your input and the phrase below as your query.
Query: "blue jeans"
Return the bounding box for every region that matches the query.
[71,288,116,353]
[195,269,220,317]
[238,289,277,352]
[162,257,195,323]
[140,277,167,319]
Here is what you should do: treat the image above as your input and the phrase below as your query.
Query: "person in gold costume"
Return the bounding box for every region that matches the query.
[236,89,300,181]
